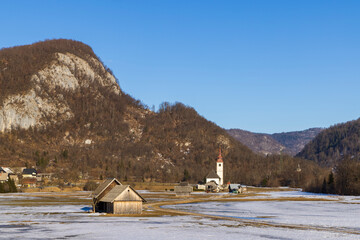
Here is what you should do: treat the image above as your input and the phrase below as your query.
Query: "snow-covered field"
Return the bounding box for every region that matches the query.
[0,190,359,239]
[165,191,360,233]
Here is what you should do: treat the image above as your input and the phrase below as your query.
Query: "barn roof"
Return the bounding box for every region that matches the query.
[206,170,220,179]
[92,178,121,199]
[179,182,189,186]
[174,185,193,193]
[100,185,146,203]
[229,184,240,190]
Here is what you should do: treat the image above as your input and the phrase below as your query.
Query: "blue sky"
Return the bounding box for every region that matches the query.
[1,1,360,133]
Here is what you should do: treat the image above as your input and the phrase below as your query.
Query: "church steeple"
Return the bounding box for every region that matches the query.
[217,148,223,163]
[216,148,224,185]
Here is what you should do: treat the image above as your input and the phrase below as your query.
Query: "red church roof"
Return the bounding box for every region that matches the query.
[217,148,223,163]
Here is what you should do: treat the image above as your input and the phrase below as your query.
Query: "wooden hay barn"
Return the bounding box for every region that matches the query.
[92,178,146,214]
[174,182,193,196]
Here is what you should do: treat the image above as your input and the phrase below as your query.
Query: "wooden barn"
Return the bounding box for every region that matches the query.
[92,178,146,214]
[174,182,193,196]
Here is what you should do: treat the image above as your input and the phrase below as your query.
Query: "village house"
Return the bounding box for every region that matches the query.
[0,167,14,183]
[195,184,206,190]
[22,178,37,188]
[0,172,8,183]
[92,178,146,214]
[174,182,193,196]
[0,167,18,185]
[36,173,54,182]
[22,168,37,178]
[0,167,14,175]
[229,184,247,193]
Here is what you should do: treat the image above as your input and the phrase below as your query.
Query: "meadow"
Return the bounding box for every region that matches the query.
[0,188,359,239]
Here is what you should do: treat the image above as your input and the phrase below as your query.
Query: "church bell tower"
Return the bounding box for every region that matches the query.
[216,148,224,185]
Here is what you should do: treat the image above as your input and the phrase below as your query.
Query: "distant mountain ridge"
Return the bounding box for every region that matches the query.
[227,128,323,156]
[227,129,288,155]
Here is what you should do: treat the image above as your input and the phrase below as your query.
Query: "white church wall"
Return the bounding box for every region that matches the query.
[206,178,220,185]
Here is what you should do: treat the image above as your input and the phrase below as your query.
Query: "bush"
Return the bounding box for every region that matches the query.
[0,179,17,193]
[83,181,99,191]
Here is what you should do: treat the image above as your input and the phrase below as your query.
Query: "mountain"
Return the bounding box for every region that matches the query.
[272,128,323,155]
[297,119,360,167]
[0,39,323,187]
[226,129,288,155]
[0,39,123,132]
[227,128,323,156]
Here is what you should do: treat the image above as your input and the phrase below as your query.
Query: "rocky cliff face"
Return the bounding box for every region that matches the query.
[0,89,72,132]
[0,51,120,132]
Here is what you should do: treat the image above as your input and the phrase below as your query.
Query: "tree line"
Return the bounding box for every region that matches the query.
[305,158,360,195]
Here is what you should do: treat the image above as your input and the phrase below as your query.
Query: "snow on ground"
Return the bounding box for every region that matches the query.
[0,204,355,240]
[0,190,359,239]
[265,189,360,203]
[165,190,360,234]
[165,200,360,229]
[263,189,345,199]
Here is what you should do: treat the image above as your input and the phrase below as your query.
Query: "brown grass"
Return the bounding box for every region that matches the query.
[21,187,83,193]
[123,182,177,191]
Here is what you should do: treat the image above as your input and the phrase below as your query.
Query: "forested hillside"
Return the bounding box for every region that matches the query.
[297,119,360,195]
[297,119,360,167]
[0,39,325,189]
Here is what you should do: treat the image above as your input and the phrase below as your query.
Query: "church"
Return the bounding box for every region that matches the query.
[206,149,224,186]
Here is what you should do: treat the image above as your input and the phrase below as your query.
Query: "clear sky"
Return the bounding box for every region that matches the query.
[1,1,360,133]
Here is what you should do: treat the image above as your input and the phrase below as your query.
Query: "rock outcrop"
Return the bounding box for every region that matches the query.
[0,51,121,132]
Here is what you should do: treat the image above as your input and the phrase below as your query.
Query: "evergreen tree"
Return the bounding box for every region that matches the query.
[327,172,335,194]
[0,183,4,193]
[321,178,327,193]
[7,178,17,192]
[182,169,190,182]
